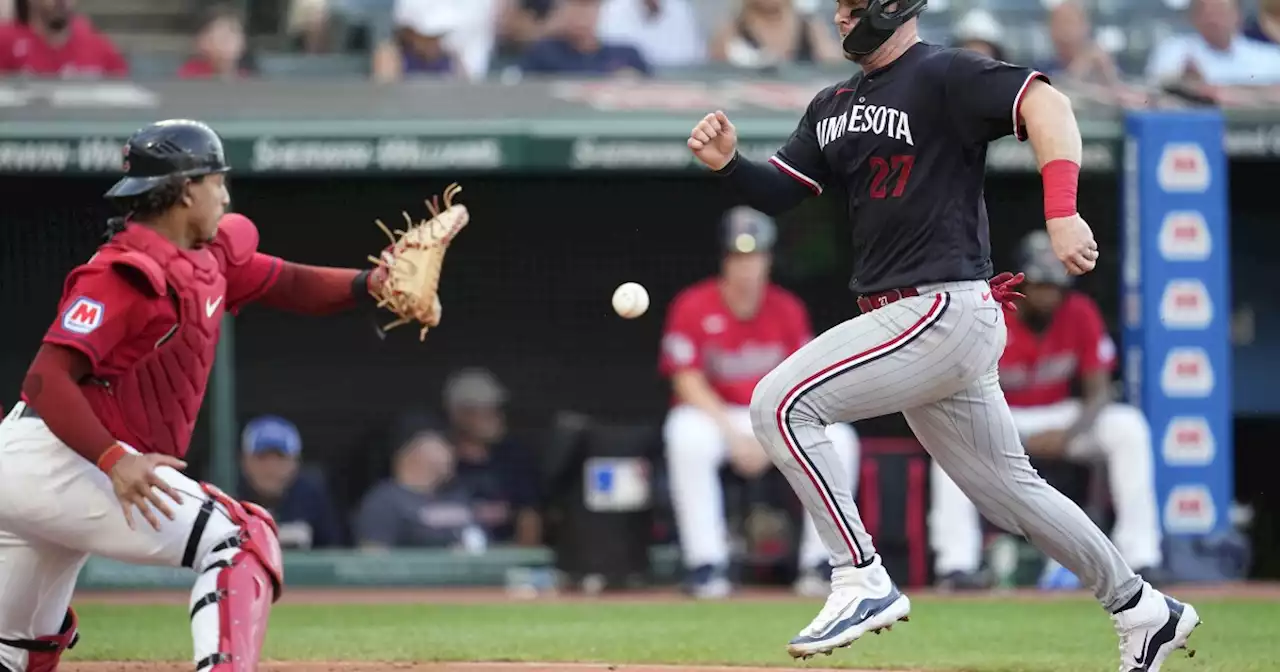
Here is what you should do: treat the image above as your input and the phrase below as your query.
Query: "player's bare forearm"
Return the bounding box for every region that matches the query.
[257,261,369,315]
[1067,370,1112,440]
[716,154,814,216]
[1019,80,1082,168]
[22,344,120,467]
[672,369,736,434]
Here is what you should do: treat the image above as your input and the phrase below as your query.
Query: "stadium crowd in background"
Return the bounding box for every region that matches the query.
[2,0,1280,93]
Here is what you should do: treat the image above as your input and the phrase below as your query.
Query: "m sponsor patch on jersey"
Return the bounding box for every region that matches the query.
[662,333,696,367]
[1160,347,1214,397]
[1159,279,1212,330]
[1158,211,1212,261]
[61,297,105,335]
[1157,143,1210,193]
[1163,484,1216,534]
[1162,416,1215,467]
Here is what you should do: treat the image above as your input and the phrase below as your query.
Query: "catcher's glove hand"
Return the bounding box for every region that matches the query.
[367,183,469,341]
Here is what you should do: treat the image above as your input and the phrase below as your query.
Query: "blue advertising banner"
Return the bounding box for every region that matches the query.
[1121,110,1233,537]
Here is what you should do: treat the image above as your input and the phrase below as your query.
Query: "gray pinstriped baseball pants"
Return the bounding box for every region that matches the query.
[748,280,1144,611]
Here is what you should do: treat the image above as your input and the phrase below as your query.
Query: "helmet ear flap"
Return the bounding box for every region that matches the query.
[842,0,928,57]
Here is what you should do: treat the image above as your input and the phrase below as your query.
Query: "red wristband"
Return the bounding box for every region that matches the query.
[96,442,128,474]
[1042,159,1080,219]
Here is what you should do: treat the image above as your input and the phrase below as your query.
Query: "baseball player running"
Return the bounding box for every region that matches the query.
[0,119,431,672]
[660,206,859,599]
[930,230,1164,590]
[685,0,1199,669]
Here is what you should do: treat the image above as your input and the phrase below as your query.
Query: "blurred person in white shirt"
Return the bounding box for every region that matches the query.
[597,0,705,69]
[1145,0,1280,85]
[374,0,497,81]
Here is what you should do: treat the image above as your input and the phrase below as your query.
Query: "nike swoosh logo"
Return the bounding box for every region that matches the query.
[205,295,224,318]
[981,292,991,301]
[836,88,856,95]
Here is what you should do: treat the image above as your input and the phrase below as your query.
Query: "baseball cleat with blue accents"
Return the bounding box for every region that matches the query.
[1112,583,1201,672]
[786,554,911,660]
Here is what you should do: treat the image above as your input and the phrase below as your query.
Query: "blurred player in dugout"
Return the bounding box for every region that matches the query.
[929,230,1164,590]
[659,206,859,599]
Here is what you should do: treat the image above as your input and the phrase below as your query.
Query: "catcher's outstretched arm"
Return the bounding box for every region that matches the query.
[256,260,379,315]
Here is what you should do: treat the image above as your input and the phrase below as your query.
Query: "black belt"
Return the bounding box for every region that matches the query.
[19,405,40,420]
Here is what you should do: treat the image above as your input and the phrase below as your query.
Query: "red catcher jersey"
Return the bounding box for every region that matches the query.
[1000,291,1116,407]
[659,279,812,406]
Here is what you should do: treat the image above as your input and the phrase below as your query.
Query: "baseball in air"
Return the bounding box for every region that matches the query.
[612,282,650,319]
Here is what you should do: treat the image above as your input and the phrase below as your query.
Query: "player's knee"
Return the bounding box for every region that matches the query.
[824,422,860,467]
[663,405,727,467]
[747,368,789,439]
[1096,404,1152,456]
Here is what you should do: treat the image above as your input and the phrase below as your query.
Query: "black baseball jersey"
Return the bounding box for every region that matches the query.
[769,42,1047,294]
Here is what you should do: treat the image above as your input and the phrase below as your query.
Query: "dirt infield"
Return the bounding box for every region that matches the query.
[67,660,911,665]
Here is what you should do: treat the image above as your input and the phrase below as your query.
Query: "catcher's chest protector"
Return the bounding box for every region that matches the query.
[82,226,226,459]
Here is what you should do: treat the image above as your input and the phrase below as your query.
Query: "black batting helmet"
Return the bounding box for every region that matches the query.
[720,206,776,255]
[1017,230,1071,286]
[843,0,928,58]
[104,119,230,199]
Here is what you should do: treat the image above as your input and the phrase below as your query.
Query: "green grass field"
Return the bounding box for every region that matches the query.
[67,594,1279,671]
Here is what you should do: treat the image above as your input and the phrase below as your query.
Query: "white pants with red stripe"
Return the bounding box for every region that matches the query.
[929,399,1163,575]
[663,404,859,570]
[0,404,245,671]
[747,280,1144,611]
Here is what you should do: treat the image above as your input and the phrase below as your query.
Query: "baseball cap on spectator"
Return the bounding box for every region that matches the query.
[720,206,777,255]
[443,368,507,410]
[953,10,1007,62]
[393,0,464,37]
[242,415,302,457]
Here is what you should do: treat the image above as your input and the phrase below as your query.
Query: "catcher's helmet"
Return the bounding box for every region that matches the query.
[843,0,928,58]
[104,119,230,199]
[1018,230,1071,286]
[720,206,776,254]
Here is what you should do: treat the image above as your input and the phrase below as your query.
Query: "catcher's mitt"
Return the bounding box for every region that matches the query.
[367,183,469,341]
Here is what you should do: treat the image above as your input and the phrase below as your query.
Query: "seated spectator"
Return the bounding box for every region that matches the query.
[519,0,650,77]
[1145,0,1280,86]
[442,368,543,546]
[597,0,705,69]
[236,415,345,549]
[287,0,331,52]
[1038,0,1120,86]
[708,0,842,69]
[372,0,466,80]
[179,4,250,80]
[952,9,1007,62]
[1244,0,1280,45]
[355,430,486,551]
[0,0,127,78]
[375,0,496,80]
[495,0,556,57]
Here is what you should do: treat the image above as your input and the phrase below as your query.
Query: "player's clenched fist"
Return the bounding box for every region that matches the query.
[1046,214,1099,276]
[688,110,738,171]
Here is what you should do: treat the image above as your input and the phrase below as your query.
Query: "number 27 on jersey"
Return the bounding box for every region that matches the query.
[868,154,914,199]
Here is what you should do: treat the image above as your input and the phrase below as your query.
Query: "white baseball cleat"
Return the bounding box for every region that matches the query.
[1112,584,1201,672]
[786,555,911,660]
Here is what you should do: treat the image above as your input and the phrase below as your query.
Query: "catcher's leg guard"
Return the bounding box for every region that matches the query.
[0,609,79,672]
[188,484,284,672]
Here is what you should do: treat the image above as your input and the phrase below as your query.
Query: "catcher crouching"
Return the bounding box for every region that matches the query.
[0,119,465,672]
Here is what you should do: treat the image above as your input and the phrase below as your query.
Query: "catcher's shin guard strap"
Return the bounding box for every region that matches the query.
[0,608,80,672]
